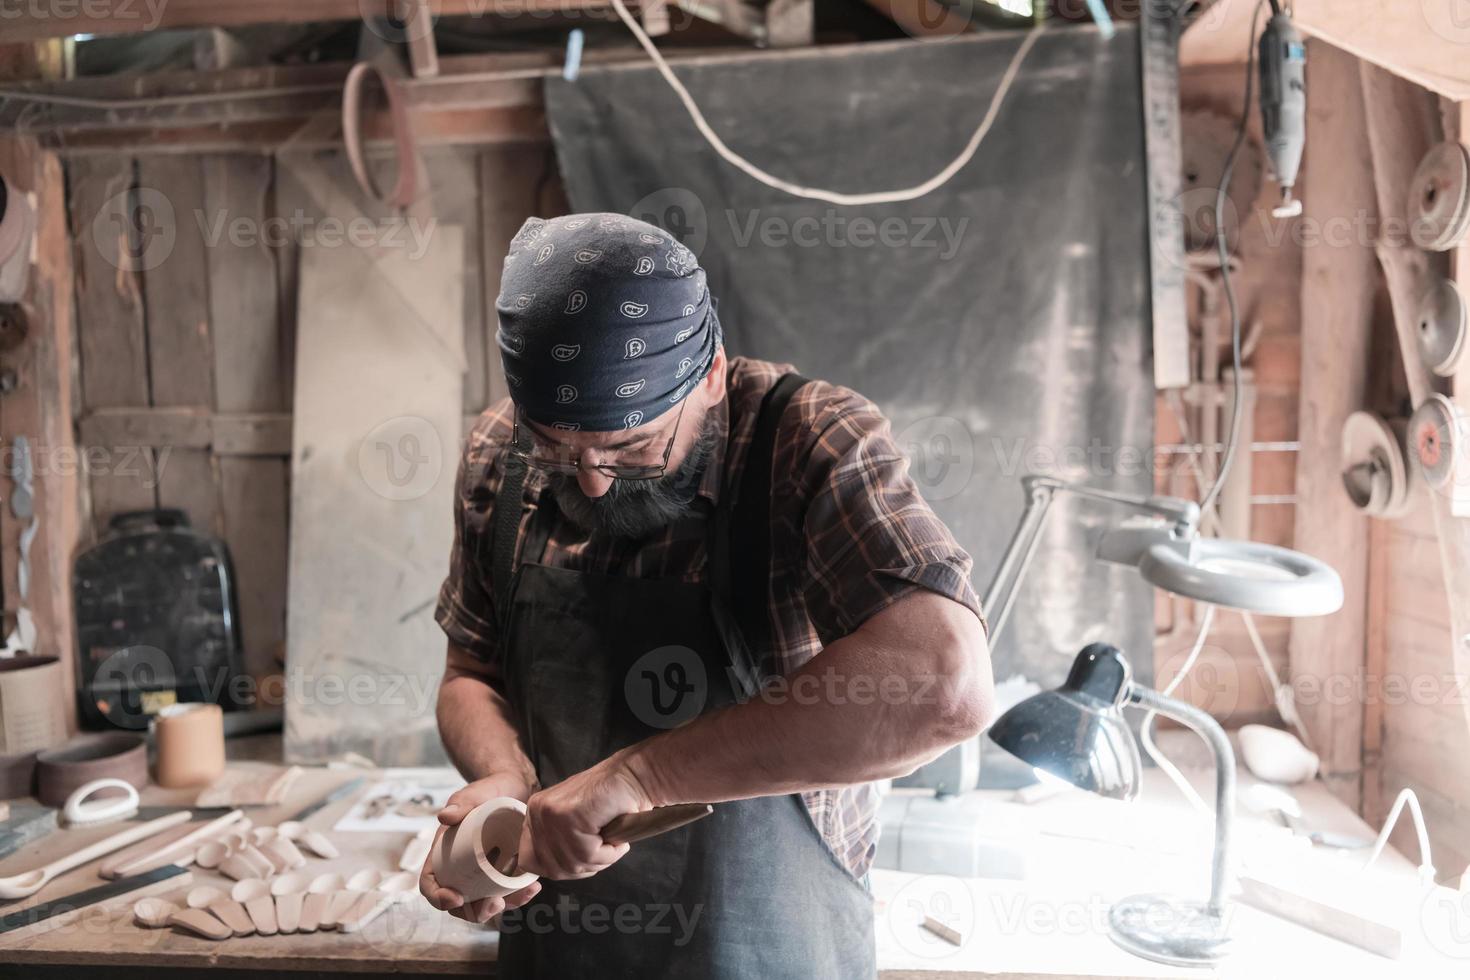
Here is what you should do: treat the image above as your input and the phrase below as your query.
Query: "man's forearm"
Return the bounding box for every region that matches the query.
[437,648,538,789]
[620,591,993,808]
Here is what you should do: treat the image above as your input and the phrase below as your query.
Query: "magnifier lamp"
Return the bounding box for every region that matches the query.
[981,475,1344,967]
[982,474,1344,643]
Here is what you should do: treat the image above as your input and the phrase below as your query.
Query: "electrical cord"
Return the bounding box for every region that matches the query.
[1140,603,1216,814]
[1199,0,1266,519]
[606,0,1045,205]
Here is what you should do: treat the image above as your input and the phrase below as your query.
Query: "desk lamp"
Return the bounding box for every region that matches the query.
[982,476,1343,967]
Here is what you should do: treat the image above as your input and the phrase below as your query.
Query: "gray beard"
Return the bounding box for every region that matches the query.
[548,414,718,540]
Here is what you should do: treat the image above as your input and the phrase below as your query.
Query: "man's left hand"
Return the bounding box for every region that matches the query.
[517,755,652,880]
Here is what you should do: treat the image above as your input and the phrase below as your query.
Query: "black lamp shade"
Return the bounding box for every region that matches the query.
[987,642,1142,800]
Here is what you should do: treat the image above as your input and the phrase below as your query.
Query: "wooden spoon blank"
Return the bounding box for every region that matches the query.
[168,908,231,941]
[208,898,256,937]
[275,892,303,933]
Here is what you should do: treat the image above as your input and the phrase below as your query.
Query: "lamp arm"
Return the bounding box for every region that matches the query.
[1125,684,1236,914]
[981,476,1203,646]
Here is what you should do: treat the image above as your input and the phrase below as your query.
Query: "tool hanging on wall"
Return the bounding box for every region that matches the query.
[1414,278,1469,377]
[1340,411,1415,519]
[1410,394,1470,516]
[1257,2,1306,218]
[1407,141,1470,252]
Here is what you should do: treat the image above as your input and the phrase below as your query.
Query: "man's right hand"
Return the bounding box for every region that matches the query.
[420,772,542,924]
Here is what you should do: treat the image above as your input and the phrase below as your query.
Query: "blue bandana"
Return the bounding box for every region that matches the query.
[495,213,721,432]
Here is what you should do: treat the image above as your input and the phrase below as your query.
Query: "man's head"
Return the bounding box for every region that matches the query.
[496,213,726,536]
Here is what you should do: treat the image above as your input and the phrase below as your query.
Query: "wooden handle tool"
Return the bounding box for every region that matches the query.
[600,803,713,845]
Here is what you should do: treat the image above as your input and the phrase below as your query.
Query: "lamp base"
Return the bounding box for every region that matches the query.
[1107,893,1231,967]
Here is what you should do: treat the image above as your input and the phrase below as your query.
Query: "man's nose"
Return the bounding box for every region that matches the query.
[577,465,615,498]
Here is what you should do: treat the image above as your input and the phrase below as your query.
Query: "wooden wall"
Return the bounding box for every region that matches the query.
[66,144,560,689]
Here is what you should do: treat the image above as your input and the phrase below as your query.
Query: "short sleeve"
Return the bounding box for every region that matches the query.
[791,385,985,644]
[434,410,510,665]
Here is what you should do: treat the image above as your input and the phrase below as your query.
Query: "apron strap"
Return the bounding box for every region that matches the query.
[723,372,809,670]
[490,435,531,634]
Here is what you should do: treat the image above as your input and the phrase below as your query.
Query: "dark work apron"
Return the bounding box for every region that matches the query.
[488,375,877,979]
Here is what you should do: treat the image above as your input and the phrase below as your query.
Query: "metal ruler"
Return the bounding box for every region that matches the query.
[1140,0,1190,390]
[0,865,188,935]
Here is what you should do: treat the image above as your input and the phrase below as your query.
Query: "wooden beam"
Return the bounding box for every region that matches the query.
[1185,0,1470,100]
[0,134,81,734]
[1288,40,1377,809]
[78,409,292,456]
[0,0,618,42]
[1294,0,1470,101]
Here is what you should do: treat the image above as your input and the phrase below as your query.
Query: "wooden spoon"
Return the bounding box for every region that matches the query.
[231,878,279,936]
[132,897,178,928]
[168,907,231,940]
[0,812,191,899]
[340,871,417,933]
[299,873,343,934]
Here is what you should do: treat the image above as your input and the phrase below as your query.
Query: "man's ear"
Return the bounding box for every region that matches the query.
[700,346,727,403]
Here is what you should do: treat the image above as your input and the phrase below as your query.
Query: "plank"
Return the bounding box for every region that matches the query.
[67,155,156,525]
[1287,41,1377,809]
[0,137,80,732]
[205,154,292,684]
[284,177,464,764]
[137,156,218,534]
[0,0,619,41]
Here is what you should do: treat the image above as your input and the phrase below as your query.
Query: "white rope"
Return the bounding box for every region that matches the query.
[1363,788,1435,883]
[607,0,1045,206]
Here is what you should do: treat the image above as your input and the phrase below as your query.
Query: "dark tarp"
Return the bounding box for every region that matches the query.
[543,25,1156,699]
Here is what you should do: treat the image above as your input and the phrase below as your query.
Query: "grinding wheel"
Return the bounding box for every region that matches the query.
[1410,395,1470,513]
[1408,141,1470,251]
[1340,411,1412,519]
[1415,279,1469,377]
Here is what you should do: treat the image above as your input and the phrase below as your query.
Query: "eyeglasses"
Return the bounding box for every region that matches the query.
[511,398,687,480]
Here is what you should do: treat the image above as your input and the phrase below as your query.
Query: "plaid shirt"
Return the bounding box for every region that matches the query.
[437,357,984,878]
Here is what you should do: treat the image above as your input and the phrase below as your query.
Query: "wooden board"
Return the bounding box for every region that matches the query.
[67,155,156,526]
[0,136,81,733]
[284,167,464,765]
[1286,40,1377,809]
[204,154,292,682]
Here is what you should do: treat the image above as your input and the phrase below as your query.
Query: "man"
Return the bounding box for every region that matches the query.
[420,212,994,978]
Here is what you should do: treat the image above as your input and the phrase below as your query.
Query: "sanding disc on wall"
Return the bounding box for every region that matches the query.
[1410,394,1468,491]
[1408,141,1470,251]
[1415,279,1470,377]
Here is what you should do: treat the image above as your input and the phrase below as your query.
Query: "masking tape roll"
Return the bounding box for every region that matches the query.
[153,703,225,789]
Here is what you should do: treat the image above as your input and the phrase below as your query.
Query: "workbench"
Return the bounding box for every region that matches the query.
[0,733,1461,978]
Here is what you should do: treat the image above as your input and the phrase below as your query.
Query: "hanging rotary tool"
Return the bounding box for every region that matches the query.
[1257,1,1306,217]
